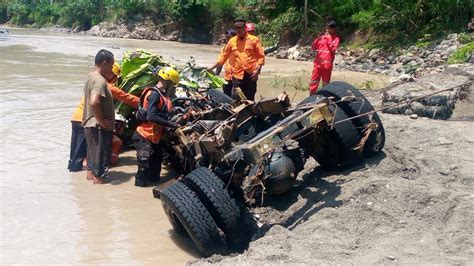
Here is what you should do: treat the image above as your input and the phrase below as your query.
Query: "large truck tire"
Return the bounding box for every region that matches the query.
[160,182,227,256]
[317,81,385,156]
[313,105,362,170]
[183,167,243,246]
[208,88,233,104]
[297,94,326,106]
[298,94,362,170]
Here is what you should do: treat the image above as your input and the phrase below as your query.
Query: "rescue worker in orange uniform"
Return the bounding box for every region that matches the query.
[309,21,340,94]
[105,62,140,166]
[68,62,139,171]
[133,67,180,187]
[107,62,140,109]
[216,29,237,97]
[207,19,265,101]
[68,97,87,172]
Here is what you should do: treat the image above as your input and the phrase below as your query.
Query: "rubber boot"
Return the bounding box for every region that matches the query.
[135,178,148,187]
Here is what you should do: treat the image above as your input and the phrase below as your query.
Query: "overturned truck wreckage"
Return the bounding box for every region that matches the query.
[154,81,385,256]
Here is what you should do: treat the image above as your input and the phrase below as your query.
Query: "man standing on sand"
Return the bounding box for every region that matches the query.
[309,20,340,94]
[82,49,115,184]
[207,19,265,101]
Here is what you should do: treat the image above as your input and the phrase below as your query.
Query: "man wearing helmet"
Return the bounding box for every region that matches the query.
[246,22,256,35]
[133,66,180,187]
[105,62,139,167]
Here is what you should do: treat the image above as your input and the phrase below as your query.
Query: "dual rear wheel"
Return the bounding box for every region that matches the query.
[299,81,385,170]
[160,167,244,257]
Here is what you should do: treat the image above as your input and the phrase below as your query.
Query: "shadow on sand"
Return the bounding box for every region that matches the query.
[263,152,387,231]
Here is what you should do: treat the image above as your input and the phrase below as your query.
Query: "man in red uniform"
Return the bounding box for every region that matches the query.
[309,21,340,94]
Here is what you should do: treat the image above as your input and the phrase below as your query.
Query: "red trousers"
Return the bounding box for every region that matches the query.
[309,65,332,94]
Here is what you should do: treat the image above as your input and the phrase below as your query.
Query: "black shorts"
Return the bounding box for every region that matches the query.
[84,127,113,178]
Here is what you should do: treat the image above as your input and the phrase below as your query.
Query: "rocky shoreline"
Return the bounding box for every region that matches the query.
[5,23,472,80]
[268,33,474,78]
[35,20,224,44]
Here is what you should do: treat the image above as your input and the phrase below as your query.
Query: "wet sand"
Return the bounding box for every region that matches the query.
[0,28,389,264]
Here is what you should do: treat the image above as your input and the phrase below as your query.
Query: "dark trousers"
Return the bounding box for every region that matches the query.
[68,121,87,172]
[84,127,113,178]
[232,72,257,100]
[133,132,163,182]
[223,79,233,97]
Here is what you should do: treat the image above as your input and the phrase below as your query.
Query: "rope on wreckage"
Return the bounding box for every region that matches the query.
[331,80,473,127]
[329,80,473,152]
[193,81,471,203]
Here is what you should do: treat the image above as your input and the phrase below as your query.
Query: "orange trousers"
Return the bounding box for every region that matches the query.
[111,135,123,167]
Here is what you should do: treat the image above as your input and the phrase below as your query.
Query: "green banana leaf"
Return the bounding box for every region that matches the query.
[115,49,171,118]
[206,71,227,88]
[178,80,199,89]
[121,49,166,78]
[114,49,228,119]
[116,74,158,117]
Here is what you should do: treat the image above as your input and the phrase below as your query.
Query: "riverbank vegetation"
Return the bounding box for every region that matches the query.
[1,0,472,47]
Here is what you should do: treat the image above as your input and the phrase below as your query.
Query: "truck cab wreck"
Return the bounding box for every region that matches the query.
[155,81,385,256]
[112,47,385,257]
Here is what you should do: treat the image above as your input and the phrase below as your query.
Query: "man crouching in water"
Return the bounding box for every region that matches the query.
[133,67,180,187]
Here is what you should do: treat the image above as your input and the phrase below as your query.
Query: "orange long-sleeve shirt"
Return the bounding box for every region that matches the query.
[71,83,139,122]
[217,34,265,80]
[221,45,235,81]
[108,82,139,109]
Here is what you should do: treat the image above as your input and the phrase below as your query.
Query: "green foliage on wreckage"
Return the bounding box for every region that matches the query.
[115,49,227,119]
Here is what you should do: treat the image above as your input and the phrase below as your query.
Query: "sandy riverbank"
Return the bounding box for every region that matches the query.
[193,86,474,265]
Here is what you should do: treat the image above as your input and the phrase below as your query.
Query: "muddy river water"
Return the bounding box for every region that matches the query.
[0,29,388,264]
